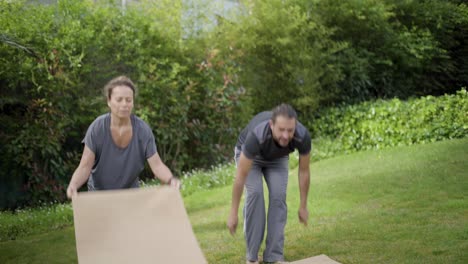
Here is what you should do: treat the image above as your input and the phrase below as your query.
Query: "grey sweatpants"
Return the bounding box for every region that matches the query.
[235,148,289,262]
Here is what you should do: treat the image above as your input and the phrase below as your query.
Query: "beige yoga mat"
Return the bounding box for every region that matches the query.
[72,186,207,264]
[290,254,342,264]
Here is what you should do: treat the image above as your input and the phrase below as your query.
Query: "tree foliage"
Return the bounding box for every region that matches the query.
[308,0,468,102]
[212,0,345,114]
[0,0,246,209]
[0,0,466,209]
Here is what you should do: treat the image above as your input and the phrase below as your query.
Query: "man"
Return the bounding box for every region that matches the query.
[227,103,311,264]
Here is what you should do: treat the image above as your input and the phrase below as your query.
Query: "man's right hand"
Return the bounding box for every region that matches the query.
[227,212,238,235]
[228,152,252,236]
[66,184,78,200]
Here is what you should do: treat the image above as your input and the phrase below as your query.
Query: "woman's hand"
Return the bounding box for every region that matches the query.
[168,177,181,189]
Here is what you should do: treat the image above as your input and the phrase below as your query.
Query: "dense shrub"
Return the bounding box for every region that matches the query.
[0,0,246,209]
[0,0,95,209]
[308,89,468,160]
[1,0,466,209]
[213,0,345,114]
[387,0,468,96]
[209,0,468,115]
[308,0,468,103]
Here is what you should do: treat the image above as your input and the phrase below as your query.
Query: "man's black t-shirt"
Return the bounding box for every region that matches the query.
[236,111,311,160]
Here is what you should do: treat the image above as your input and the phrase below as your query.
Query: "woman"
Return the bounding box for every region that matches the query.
[66,76,179,198]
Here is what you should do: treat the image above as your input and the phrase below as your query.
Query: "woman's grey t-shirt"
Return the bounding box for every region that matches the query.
[83,113,157,190]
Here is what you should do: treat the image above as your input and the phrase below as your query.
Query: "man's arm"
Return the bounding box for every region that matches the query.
[67,145,95,199]
[147,152,180,188]
[298,152,311,225]
[227,152,253,235]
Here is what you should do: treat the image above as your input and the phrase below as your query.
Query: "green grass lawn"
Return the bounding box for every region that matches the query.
[1,138,467,263]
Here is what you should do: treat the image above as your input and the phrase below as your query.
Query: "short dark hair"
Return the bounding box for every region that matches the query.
[271,103,297,123]
[103,76,136,99]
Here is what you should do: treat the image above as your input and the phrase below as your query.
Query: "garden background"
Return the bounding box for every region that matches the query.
[0,0,467,263]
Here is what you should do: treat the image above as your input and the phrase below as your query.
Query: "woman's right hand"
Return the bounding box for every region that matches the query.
[169,177,181,189]
[66,184,78,199]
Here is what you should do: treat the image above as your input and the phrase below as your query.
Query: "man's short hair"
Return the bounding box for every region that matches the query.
[271,103,297,123]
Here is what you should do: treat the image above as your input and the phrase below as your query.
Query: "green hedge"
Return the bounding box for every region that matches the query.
[0,0,247,209]
[1,0,467,209]
[309,89,468,160]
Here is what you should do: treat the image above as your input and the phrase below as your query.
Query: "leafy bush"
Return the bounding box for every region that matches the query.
[311,0,451,102]
[308,89,468,160]
[1,0,466,209]
[386,0,468,96]
[214,0,344,114]
[0,0,95,209]
[0,0,247,209]
[306,0,468,103]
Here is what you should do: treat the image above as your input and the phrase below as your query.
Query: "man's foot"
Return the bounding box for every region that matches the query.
[246,255,263,264]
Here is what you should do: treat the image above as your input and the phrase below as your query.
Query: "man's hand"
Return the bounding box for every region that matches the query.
[227,212,238,235]
[297,153,310,226]
[228,152,252,236]
[298,207,309,226]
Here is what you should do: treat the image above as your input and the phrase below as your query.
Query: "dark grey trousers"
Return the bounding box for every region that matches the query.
[235,148,289,262]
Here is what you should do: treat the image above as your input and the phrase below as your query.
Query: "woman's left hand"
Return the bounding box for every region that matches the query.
[169,177,181,189]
